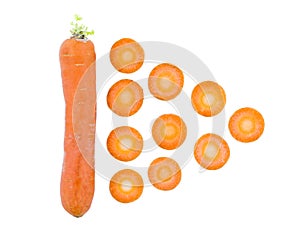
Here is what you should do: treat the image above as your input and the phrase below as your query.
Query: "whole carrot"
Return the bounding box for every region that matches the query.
[59,15,96,217]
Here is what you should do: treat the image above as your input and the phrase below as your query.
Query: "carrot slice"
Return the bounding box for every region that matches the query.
[110,38,144,73]
[109,169,144,203]
[194,133,230,170]
[107,126,143,162]
[191,81,226,117]
[228,107,264,143]
[148,63,184,100]
[107,79,144,117]
[152,114,187,150]
[148,157,181,191]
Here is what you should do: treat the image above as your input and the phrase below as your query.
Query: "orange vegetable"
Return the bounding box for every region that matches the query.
[148,157,181,191]
[107,126,143,161]
[194,133,230,170]
[191,81,226,117]
[107,79,144,117]
[152,114,187,150]
[110,38,144,73]
[109,169,144,203]
[59,15,96,217]
[228,107,264,142]
[148,63,184,100]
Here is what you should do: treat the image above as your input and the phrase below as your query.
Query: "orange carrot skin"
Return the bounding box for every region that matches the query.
[59,39,96,217]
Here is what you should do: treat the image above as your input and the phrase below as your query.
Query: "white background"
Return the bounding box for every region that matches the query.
[1,0,299,224]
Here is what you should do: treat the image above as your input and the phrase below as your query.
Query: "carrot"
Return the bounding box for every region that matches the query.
[148,157,181,191]
[110,38,144,73]
[107,79,144,117]
[191,81,226,117]
[194,133,230,170]
[148,63,184,100]
[107,126,143,161]
[228,107,264,142]
[59,15,96,217]
[109,169,144,203]
[152,114,187,150]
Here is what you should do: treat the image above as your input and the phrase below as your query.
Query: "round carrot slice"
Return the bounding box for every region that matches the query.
[191,81,226,117]
[228,107,264,143]
[148,157,181,191]
[152,114,187,150]
[194,133,230,170]
[148,63,184,100]
[107,126,143,162]
[109,169,144,203]
[110,38,144,73]
[107,79,144,117]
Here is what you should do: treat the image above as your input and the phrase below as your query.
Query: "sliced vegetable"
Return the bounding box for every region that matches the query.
[107,79,144,117]
[148,157,181,191]
[191,81,226,117]
[194,133,230,170]
[228,107,264,142]
[148,63,184,100]
[152,114,187,150]
[110,169,144,203]
[107,126,143,161]
[110,38,144,73]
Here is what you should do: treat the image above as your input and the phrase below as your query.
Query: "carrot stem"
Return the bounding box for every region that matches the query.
[70,14,94,40]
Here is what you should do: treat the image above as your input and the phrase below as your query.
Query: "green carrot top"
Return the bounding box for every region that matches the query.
[70,14,94,40]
